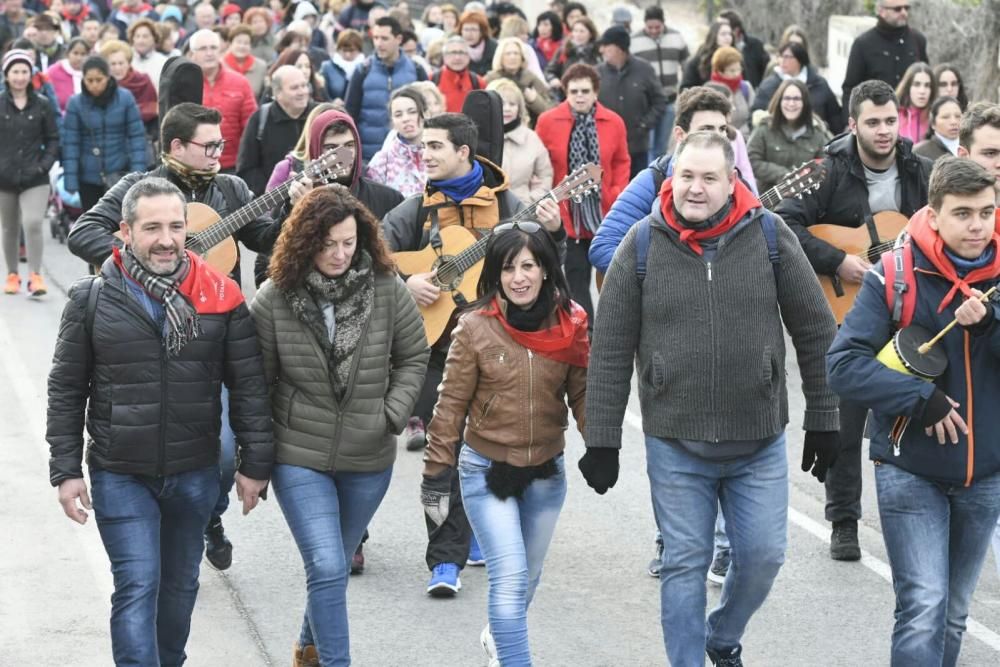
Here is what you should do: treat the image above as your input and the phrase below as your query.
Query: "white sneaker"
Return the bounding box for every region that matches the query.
[481,625,499,666]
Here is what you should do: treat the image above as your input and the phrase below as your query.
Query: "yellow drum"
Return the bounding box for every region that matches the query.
[876,325,948,381]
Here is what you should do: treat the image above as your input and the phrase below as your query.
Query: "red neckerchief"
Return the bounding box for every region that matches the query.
[119,3,153,14]
[62,5,89,24]
[907,206,1000,312]
[659,176,760,256]
[481,297,590,368]
[223,51,255,75]
[710,71,743,94]
[113,248,245,314]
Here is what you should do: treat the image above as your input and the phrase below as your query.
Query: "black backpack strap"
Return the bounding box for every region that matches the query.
[759,210,781,284]
[634,217,652,283]
[432,70,441,86]
[85,276,102,338]
[255,102,272,142]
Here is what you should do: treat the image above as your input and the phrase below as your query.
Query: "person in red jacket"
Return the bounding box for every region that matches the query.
[535,62,629,328]
[432,36,484,113]
[189,29,257,173]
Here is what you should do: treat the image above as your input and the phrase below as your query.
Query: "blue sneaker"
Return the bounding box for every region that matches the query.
[427,562,461,597]
[467,534,485,566]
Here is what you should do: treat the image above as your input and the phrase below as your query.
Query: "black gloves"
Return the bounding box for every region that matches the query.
[578,448,620,494]
[801,431,840,483]
[421,469,452,528]
[921,389,954,427]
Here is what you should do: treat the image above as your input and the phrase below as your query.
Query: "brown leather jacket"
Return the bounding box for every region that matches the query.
[423,308,587,476]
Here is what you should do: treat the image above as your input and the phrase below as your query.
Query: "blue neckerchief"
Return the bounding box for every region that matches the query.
[944,245,996,278]
[429,160,484,203]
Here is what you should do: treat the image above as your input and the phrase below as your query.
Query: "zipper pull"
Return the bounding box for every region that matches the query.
[893,442,900,457]
[707,262,713,281]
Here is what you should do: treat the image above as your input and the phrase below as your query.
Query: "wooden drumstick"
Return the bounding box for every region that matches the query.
[918,286,999,355]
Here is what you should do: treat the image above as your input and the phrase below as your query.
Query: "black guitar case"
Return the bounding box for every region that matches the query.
[158,56,203,119]
[461,89,504,166]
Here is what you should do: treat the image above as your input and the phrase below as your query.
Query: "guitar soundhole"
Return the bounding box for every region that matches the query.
[432,256,463,291]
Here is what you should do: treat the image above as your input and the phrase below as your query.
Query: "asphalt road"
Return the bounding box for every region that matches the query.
[3,223,1000,667]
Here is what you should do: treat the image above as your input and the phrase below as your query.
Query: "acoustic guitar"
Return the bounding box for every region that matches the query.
[393,163,603,344]
[809,211,910,323]
[99,146,353,275]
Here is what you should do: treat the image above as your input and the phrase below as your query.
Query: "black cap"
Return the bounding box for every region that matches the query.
[597,25,630,52]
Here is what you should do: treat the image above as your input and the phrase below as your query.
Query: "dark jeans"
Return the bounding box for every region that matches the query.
[629,150,649,179]
[90,465,218,667]
[876,464,1000,666]
[415,347,472,570]
[79,182,109,214]
[564,237,594,329]
[212,384,237,520]
[824,399,867,522]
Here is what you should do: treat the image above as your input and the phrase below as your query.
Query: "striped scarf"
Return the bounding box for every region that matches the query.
[120,247,200,357]
[568,107,602,235]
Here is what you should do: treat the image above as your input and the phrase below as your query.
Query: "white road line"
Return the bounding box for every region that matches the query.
[624,407,1000,653]
[0,316,113,598]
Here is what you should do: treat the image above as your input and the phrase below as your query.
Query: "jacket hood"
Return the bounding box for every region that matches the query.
[309,109,361,187]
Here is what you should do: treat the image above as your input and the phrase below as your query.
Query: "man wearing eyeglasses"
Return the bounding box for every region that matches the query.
[433,36,485,113]
[841,0,927,126]
[189,28,258,174]
[69,103,283,572]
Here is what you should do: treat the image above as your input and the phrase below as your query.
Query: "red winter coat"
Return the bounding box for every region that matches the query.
[433,67,484,114]
[202,67,258,169]
[534,101,630,239]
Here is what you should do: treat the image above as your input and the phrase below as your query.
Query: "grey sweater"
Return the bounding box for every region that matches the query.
[584,206,839,450]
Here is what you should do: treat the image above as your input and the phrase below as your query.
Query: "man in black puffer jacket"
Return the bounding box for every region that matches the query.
[67,102,281,568]
[776,80,932,564]
[47,177,273,666]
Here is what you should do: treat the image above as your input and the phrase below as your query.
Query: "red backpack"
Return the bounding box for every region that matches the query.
[881,235,918,329]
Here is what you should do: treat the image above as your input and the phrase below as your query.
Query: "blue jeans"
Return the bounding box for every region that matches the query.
[212,384,237,519]
[272,463,393,667]
[649,101,676,159]
[458,445,566,667]
[875,462,1000,667]
[646,434,788,667]
[90,465,219,667]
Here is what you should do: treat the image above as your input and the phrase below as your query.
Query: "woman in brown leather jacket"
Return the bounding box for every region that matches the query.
[421,222,589,667]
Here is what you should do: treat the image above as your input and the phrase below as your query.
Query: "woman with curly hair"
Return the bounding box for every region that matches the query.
[250,184,428,667]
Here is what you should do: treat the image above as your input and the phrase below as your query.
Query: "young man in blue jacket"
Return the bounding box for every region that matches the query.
[827,157,1000,666]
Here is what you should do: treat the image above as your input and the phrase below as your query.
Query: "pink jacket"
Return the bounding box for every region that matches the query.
[46,60,81,114]
[364,136,426,197]
[898,106,930,145]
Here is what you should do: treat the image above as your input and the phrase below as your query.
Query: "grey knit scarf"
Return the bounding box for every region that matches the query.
[286,251,374,401]
[120,247,197,357]
[568,107,602,235]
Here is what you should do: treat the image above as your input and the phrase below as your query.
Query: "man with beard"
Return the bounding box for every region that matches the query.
[842,0,927,125]
[47,177,272,665]
[776,79,933,562]
[68,102,282,571]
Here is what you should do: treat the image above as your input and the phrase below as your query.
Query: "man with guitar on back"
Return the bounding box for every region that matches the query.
[381,112,562,598]
[67,102,283,573]
[776,79,933,561]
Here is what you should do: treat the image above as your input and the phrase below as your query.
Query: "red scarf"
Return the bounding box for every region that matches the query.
[659,176,761,255]
[119,3,153,14]
[223,51,255,75]
[710,71,743,94]
[113,247,245,314]
[481,297,590,368]
[61,5,89,25]
[907,206,1000,313]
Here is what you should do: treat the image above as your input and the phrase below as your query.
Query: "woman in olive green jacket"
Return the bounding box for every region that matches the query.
[747,79,832,193]
[250,185,428,666]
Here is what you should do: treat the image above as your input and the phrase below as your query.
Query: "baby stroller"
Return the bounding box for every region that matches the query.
[46,171,82,244]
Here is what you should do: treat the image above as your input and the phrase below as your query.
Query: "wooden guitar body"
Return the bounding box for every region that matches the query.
[393,225,482,345]
[809,211,909,323]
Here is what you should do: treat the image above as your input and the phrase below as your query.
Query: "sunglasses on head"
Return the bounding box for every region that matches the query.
[493,221,542,235]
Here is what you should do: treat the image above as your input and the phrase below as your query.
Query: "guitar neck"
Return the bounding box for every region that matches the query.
[758,184,782,211]
[191,180,292,249]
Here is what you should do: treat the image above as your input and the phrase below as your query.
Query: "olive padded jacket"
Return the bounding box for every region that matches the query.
[250,273,429,473]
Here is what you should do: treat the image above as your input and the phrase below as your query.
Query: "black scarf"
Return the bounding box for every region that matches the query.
[505,289,552,332]
[120,247,198,357]
[82,57,117,108]
[503,117,521,133]
[286,251,375,401]
[568,106,602,234]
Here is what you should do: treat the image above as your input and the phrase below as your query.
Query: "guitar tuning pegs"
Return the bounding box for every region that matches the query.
[573,195,583,203]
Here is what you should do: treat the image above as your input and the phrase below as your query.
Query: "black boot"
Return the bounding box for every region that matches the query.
[204,516,233,570]
[830,519,861,561]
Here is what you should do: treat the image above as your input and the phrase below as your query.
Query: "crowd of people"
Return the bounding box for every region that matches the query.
[11,0,1000,665]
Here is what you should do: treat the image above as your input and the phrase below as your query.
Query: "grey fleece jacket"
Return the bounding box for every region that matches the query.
[584,205,839,450]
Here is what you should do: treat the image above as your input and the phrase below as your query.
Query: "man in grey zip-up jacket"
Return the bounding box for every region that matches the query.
[578,132,840,667]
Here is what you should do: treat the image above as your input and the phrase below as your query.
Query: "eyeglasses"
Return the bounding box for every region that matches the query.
[187,139,227,157]
[493,221,542,235]
[885,4,910,12]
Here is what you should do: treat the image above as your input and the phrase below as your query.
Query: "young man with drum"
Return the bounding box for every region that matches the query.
[827,157,1000,666]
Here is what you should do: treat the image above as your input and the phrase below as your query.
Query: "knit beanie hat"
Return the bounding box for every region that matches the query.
[2,49,35,77]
